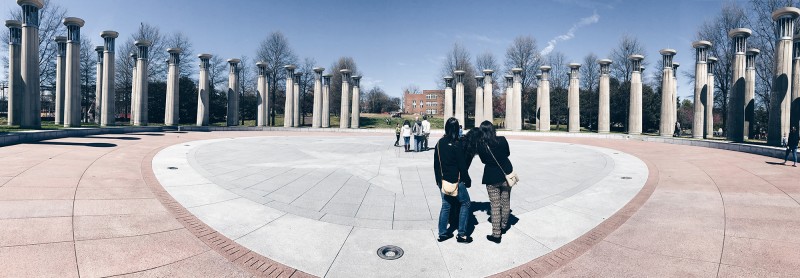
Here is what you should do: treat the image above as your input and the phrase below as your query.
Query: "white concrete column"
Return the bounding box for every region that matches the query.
[598,59,612,133]
[351,75,361,128]
[769,7,800,145]
[322,74,332,127]
[629,55,644,135]
[226,58,240,126]
[19,0,43,128]
[100,31,117,127]
[534,74,541,127]
[130,52,138,124]
[693,41,712,139]
[133,40,151,126]
[312,67,324,128]
[256,62,268,127]
[339,69,351,128]
[454,70,466,126]
[746,49,760,139]
[164,48,181,126]
[293,72,302,127]
[6,20,22,126]
[94,46,103,125]
[283,65,295,127]
[474,75,485,127]
[706,57,717,137]
[566,64,580,132]
[53,36,66,125]
[792,37,800,132]
[659,49,676,136]
[727,28,751,142]
[512,68,523,131]
[196,54,212,126]
[538,67,551,131]
[483,70,494,124]
[63,17,84,127]
[504,75,513,129]
[443,76,453,119]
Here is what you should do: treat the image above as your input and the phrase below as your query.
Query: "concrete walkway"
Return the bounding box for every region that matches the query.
[0,130,797,277]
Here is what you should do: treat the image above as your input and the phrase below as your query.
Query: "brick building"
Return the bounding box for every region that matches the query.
[403,90,444,116]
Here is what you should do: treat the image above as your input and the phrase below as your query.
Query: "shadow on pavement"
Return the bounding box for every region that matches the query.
[33,141,117,148]
[765,161,788,165]
[84,135,141,140]
[127,133,165,136]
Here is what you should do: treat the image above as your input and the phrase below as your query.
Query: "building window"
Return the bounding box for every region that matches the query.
[412,100,416,108]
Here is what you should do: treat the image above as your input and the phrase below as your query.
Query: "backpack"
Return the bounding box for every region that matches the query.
[413,122,423,136]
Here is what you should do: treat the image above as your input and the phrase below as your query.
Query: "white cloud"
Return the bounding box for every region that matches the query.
[540,11,600,56]
[361,77,384,88]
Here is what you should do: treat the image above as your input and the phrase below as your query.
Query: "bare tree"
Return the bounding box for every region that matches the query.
[609,34,647,84]
[504,36,542,93]
[298,57,316,126]
[476,51,500,97]
[580,53,600,130]
[165,32,194,78]
[1,0,67,86]
[440,42,477,121]
[580,53,600,93]
[255,31,297,125]
[79,34,96,122]
[696,2,748,129]
[546,51,569,90]
[329,56,360,116]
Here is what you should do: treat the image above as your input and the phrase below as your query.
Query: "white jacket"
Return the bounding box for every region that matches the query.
[401,125,412,137]
[422,120,431,133]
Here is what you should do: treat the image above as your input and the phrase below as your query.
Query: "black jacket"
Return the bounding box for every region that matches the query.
[433,137,472,188]
[789,131,799,149]
[477,137,513,185]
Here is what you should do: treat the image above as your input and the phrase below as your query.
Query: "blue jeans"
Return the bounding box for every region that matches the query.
[403,136,410,146]
[786,147,798,164]
[438,182,471,237]
[415,136,424,152]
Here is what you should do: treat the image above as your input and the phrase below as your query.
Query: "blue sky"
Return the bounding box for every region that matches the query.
[1,0,737,100]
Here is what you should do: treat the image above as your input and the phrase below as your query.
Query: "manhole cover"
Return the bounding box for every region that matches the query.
[167,166,178,170]
[621,176,632,180]
[377,245,404,260]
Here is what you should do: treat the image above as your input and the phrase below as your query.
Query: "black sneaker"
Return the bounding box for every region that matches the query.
[486,235,501,244]
[456,236,473,243]
[437,234,453,242]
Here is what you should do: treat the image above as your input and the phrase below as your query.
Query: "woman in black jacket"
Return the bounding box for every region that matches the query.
[475,121,513,243]
[784,126,799,167]
[433,117,473,243]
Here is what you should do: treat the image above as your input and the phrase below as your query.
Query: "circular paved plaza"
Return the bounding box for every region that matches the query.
[0,130,799,277]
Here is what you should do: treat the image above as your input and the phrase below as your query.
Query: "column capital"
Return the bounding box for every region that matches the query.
[100,30,119,39]
[475,75,485,87]
[5,20,21,29]
[340,69,352,81]
[256,62,268,76]
[511,68,523,74]
[659,49,677,57]
[294,72,303,79]
[692,40,712,49]
[539,65,552,73]
[134,40,152,48]
[197,53,212,60]
[535,73,542,80]
[505,75,513,84]
[94,45,103,62]
[728,28,752,40]
[130,52,137,60]
[568,63,580,78]
[747,48,760,67]
[746,48,760,56]
[771,7,800,21]
[444,76,453,87]
[227,58,241,65]
[352,75,361,87]
[482,69,494,76]
[322,74,332,84]
[17,0,43,8]
[198,53,212,69]
[62,17,85,28]
[167,47,182,54]
[453,70,465,76]
[597,59,612,66]
[284,64,296,77]
[313,67,325,74]
[628,54,644,61]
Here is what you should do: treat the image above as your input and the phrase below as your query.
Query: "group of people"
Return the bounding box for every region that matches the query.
[433,118,514,244]
[395,116,431,152]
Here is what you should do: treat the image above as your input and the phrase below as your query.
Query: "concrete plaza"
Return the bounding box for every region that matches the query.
[0,130,798,277]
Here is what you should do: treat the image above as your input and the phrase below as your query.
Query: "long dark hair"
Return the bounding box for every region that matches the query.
[403,120,410,127]
[444,117,460,142]
[462,127,481,158]
[479,120,499,146]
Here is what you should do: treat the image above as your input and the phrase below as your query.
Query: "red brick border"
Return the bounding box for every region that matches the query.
[490,141,660,277]
[141,145,314,278]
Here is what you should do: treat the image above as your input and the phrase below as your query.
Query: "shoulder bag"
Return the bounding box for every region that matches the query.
[486,143,519,187]
[437,144,459,196]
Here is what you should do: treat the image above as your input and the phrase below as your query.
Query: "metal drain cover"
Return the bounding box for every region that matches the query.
[377,245,404,260]
[621,176,632,179]
[167,166,178,170]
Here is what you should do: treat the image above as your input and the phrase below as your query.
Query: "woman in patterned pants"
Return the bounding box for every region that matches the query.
[475,121,513,243]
